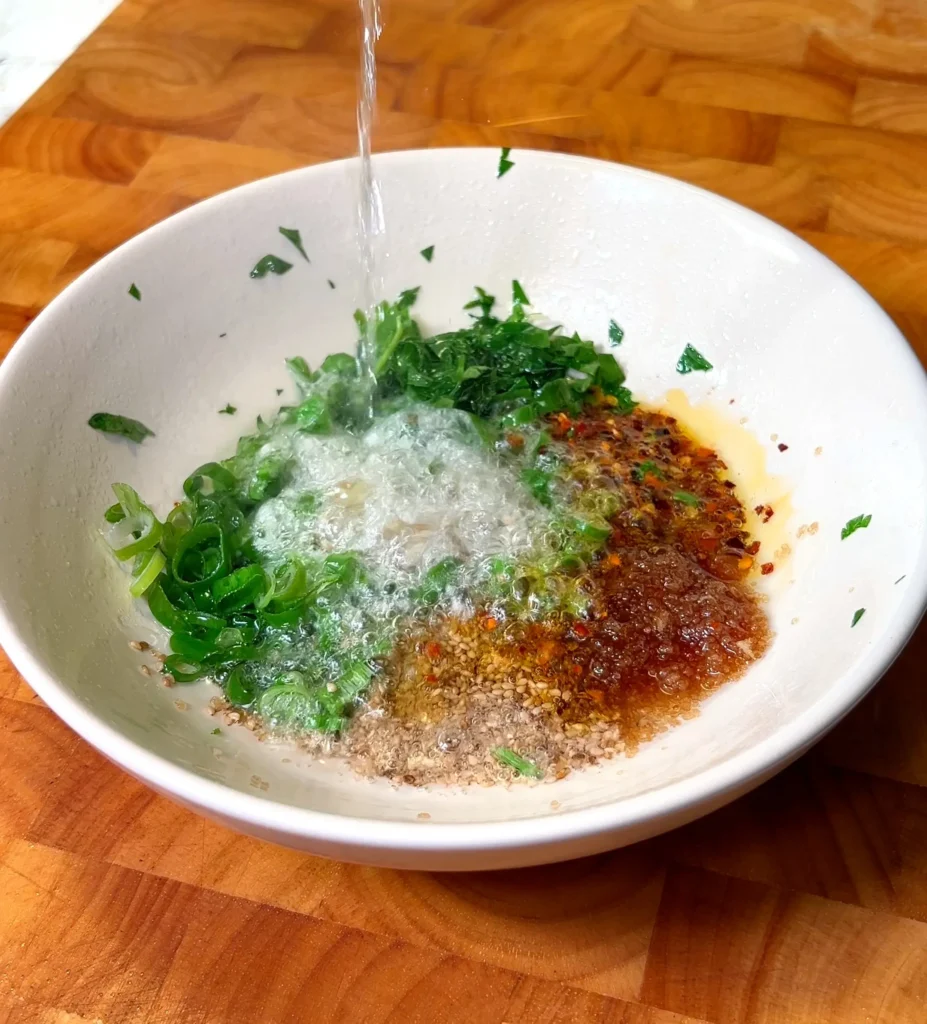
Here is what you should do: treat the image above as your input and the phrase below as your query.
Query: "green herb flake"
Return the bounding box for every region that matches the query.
[211,727,222,735]
[632,460,664,482]
[128,283,141,301]
[286,356,313,392]
[327,279,336,289]
[463,286,496,319]
[512,279,530,306]
[398,286,421,309]
[676,344,713,375]
[497,146,515,179]
[851,608,866,628]
[841,514,872,540]
[370,287,632,424]
[219,404,237,415]
[276,388,284,396]
[608,319,624,345]
[673,490,701,507]
[420,245,435,262]
[493,747,543,779]
[278,226,309,262]
[613,387,637,415]
[250,254,293,279]
[88,412,155,444]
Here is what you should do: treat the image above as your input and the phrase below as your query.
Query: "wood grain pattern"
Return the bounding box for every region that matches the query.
[1,0,927,1020]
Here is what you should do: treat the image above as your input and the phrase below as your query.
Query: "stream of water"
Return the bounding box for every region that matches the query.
[356,0,385,403]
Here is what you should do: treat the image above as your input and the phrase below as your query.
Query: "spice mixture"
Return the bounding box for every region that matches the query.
[300,407,771,785]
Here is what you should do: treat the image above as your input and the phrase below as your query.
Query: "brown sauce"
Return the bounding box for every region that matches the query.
[326,407,771,785]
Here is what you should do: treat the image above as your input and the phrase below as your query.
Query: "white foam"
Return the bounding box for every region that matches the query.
[251,406,553,591]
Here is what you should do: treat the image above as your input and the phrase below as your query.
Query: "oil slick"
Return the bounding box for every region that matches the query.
[660,389,795,581]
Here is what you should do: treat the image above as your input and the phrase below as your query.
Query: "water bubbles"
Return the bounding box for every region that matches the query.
[253,405,554,598]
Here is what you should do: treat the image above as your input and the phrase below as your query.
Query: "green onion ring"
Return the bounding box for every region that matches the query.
[171,523,229,589]
[183,462,237,499]
[129,548,166,598]
[162,655,205,683]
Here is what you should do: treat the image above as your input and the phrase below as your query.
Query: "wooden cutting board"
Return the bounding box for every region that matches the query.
[2,1,927,1021]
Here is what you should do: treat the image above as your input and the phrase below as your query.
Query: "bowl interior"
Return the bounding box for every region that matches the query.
[1,148,925,834]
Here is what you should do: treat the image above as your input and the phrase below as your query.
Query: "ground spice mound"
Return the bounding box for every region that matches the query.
[331,406,771,787]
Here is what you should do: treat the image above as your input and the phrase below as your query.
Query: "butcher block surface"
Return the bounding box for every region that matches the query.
[2,0,927,1020]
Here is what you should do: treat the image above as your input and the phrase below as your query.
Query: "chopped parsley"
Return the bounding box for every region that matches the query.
[327,279,336,289]
[219,404,237,415]
[276,388,284,396]
[464,286,495,318]
[673,490,701,507]
[88,412,154,443]
[211,727,222,735]
[841,514,872,540]
[285,356,313,391]
[250,255,293,279]
[497,147,515,179]
[366,286,633,422]
[676,344,713,374]
[493,747,543,778]
[608,319,624,345]
[128,283,141,301]
[851,608,866,628]
[278,226,309,262]
[512,279,530,306]
[420,245,435,262]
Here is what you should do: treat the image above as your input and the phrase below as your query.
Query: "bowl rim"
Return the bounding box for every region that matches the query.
[1,146,926,856]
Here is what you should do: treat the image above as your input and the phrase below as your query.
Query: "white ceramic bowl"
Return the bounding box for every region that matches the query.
[1,149,925,870]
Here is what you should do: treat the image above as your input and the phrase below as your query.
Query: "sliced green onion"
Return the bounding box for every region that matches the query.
[170,632,216,663]
[493,747,543,779]
[212,564,266,612]
[171,523,230,589]
[129,548,166,598]
[183,462,237,499]
[248,453,289,501]
[226,665,256,705]
[161,574,198,611]
[105,484,163,561]
[570,516,612,545]
[203,643,262,667]
[106,508,162,561]
[216,627,244,649]
[179,610,226,642]
[271,557,307,605]
[258,680,315,725]
[147,579,184,631]
[162,655,205,683]
[320,552,361,588]
[337,661,373,699]
[160,503,193,558]
[104,503,125,524]
[259,602,305,628]
[112,482,144,516]
[228,615,259,644]
[254,568,276,610]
